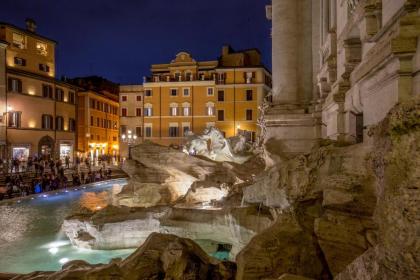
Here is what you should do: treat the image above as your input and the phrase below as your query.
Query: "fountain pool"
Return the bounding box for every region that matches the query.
[0,179,134,274]
[0,178,232,274]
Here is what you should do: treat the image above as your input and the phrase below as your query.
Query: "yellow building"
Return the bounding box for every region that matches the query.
[135,45,271,146]
[0,19,78,161]
[76,89,120,161]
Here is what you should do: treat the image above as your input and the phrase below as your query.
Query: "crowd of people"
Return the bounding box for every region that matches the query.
[0,155,114,200]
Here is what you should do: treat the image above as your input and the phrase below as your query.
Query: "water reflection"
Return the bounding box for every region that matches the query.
[0,179,131,274]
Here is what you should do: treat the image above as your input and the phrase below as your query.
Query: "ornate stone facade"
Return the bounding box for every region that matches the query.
[266,0,420,150]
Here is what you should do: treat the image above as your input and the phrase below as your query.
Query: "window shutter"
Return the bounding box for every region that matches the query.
[7,78,12,92]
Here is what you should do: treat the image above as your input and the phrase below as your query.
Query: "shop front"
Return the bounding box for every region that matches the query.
[59,141,74,162]
[11,144,30,161]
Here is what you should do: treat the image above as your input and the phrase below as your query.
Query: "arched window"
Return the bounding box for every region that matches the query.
[185,71,193,81]
[174,71,182,81]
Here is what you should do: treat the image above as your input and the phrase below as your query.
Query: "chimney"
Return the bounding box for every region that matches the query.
[222,45,233,56]
[25,18,37,32]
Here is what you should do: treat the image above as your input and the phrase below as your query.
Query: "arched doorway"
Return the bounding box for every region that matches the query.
[38,136,54,159]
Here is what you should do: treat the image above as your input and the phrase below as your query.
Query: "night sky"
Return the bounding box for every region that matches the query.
[0,0,272,84]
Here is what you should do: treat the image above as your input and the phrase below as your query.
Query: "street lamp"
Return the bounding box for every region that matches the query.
[120,130,138,159]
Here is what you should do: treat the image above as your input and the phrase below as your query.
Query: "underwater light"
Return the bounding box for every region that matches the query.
[59,258,69,264]
[48,247,59,255]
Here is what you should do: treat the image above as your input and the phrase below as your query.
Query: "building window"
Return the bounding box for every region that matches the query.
[246,90,253,101]
[218,110,225,121]
[207,87,214,96]
[145,90,152,97]
[170,89,178,97]
[90,99,95,109]
[144,107,153,117]
[90,116,94,126]
[218,90,225,102]
[36,42,48,56]
[14,57,26,66]
[56,116,64,131]
[185,72,192,81]
[96,118,100,127]
[136,108,142,117]
[39,64,50,72]
[69,91,75,104]
[42,84,53,98]
[145,126,152,137]
[199,73,205,80]
[170,106,178,116]
[55,88,64,101]
[113,136,117,141]
[97,135,100,141]
[207,104,215,116]
[217,73,226,84]
[121,125,127,135]
[12,33,25,49]
[136,95,142,101]
[183,106,190,116]
[8,78,22,93]
[183,88,190,97]
[7,112,21,128]
[245,72,254,84]
[42,114,54,130]
[121,108,127,117]
[136,126,142,137]
[246,109,253,121]
[169,126,179,137]
[121,95,127,102]
[69,118,76,132]
[174,72,181,81]
[183,125,190,136]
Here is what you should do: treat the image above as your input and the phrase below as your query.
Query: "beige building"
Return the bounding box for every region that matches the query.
[265,0,420,154]
[119,85,143,158]
[0,19,78,161]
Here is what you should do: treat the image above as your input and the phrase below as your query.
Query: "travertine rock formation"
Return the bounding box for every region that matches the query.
[236,99,419,279]
[11,233,236,280]
[58,100,418,280]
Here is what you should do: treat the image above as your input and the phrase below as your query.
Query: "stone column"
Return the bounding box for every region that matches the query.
[321,0,329,43]
[271,0,298,104]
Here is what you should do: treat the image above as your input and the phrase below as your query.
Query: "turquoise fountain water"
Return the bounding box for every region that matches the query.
[0,179,134,274]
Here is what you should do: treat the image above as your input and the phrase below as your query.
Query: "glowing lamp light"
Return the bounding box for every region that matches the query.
[96,206,102,210]
[237,125,241,129]
[133,135,137,140]
[6,106,13,112]
[28,121,36,128]
[121,134,126,140]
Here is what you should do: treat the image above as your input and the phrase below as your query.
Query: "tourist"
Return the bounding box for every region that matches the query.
[65,156,70,169]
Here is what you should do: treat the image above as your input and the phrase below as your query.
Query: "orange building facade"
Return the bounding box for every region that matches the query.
[120,46,272,147]
[0,19,78,161]
[76,90,120,161]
